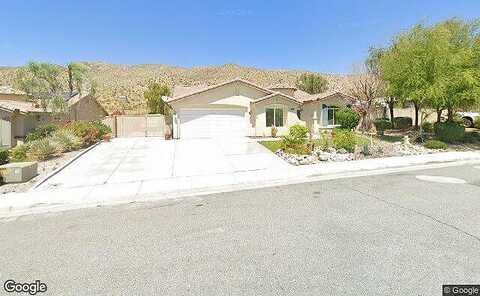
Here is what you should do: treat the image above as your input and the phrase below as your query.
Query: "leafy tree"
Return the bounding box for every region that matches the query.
[15,61,64,111]
[380,19,480,126]
[67,62,88,96]
[295,73,328,94]
[144,82,171,114]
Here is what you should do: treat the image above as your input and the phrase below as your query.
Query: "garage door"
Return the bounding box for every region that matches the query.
[179,109,247,139]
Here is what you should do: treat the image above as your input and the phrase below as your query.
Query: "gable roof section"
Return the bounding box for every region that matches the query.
[253,92,301,105]
[168,78,273,103]
[302,91,355,103]
[67,92,109,115]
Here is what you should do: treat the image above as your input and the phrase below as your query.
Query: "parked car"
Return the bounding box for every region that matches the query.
[458,112,480,127]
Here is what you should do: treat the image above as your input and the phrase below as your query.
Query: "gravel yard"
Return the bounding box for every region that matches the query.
[0,150,83,194]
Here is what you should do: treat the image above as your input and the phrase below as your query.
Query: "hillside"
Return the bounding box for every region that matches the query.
[0,63,358,114]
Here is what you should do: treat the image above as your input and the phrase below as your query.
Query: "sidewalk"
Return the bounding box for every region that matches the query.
[1,151,480,218]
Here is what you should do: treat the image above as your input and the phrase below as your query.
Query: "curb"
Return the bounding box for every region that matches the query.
[2,156,480,219]
[31,142,102,191]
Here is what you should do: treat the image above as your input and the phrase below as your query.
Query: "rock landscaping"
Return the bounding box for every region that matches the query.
[275,136,441,166]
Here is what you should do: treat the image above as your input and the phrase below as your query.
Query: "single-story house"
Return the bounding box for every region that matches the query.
[0,86,107,147]
[166,78,355,139]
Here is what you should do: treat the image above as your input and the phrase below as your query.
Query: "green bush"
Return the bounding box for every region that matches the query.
[25,123,58,142]
[435,122,465,143]
[335,108,361,130]
[281,124,310,155]
[0,148,9,165]
[393,117,413,129]
[287,124,309,144]
[90,121,112,138]
[424,140,448,150]
[10,144,30,162]
[333,129,357,152]
[67,121,110,146]
[373,118,392,135]
[475,117,480,128]
[421,121,434,133]
[50,129,83,153]
[27,139,56,161]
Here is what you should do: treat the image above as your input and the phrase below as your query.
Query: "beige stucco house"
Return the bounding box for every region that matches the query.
[167,78,354,139]
[0,86,107,147]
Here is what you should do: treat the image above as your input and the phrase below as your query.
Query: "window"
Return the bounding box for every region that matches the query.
[322,105,339,126]
[266,106,284,127]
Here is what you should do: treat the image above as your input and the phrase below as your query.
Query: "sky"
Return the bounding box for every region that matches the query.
[0,0,479,74]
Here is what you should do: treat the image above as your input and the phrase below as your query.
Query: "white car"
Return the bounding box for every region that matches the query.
[459,112,479,127]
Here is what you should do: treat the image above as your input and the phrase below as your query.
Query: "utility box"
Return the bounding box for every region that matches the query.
[0,162,38,183]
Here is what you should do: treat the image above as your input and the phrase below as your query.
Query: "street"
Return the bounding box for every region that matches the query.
[1,164,479,295]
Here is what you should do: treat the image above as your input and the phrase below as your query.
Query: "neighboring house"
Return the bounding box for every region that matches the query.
[64,91,108,121]
[0,86,51,147]
[0,86,108,147]
[166,78,354,139]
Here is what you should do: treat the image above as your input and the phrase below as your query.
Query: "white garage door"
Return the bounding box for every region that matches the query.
[179,109,247,139]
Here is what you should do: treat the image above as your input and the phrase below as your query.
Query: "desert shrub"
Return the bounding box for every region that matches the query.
[50,129,83,153]
[336,108,361,130]
[10,144,30,162]
[67,121,109,146]
[435,122,465,143]
[424,140,448,150]
[317,131,333,150]
[90,121,112,138]
[25,123,59,142]
[332,129,356,152]
[282,124,310,155]
[0,148,9,165]
[373,118,392,135]
[393,117,413,129]
[287,124,309,144]
[27,139,56,161]
[421,121,434,133]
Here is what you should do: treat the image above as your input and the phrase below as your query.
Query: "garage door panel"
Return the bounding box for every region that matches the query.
[179,109,247,139]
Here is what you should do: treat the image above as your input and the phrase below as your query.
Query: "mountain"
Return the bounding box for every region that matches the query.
[0,63,358,114]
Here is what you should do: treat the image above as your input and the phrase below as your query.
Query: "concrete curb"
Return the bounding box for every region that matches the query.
[2,151,480,219]
[30,142,102,191]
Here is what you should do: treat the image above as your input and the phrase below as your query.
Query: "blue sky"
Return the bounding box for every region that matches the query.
[0,0,478,73]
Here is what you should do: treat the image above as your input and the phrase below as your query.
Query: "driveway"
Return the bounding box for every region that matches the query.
[35,137,289,195]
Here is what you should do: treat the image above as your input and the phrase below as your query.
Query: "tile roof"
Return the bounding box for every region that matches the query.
[0,86,27,95]
[0,100,48,114]
[169,78,272,103]
[170,79,354,104]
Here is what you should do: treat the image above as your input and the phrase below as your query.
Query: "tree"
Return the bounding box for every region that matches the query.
[295,73,328,94]
[367,47,397,125]
[144,82,171,114]
[67,62,88,96]
[349,63,385,131]
[15,61,64,111]
[380,19,480,126]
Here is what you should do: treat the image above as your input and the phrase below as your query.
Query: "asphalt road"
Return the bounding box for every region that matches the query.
[1,164,480,296]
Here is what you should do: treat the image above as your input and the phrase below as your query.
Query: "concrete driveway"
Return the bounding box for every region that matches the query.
[36,137,289,195]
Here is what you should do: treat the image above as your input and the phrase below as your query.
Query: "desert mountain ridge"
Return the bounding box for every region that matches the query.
[0,62,359,114]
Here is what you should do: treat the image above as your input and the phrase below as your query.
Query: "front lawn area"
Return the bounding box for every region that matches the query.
[259,140,283,152]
